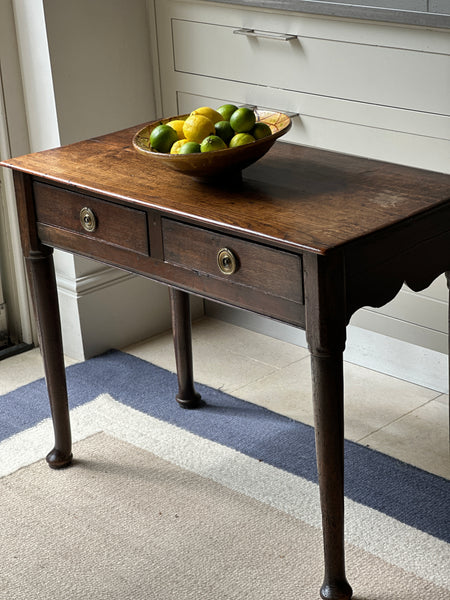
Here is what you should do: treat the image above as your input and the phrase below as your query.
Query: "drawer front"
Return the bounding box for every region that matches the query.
[162,219,303,324]
[33,182,149,256]
[171,18,449,116]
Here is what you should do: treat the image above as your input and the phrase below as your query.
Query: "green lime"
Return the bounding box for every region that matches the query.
[217,103,238,121]
[229,133,255,148]
[200,135,227,152]
[178,141,201,154]
[229,107,256,133]
[150,124,178,153]
[214,121,234,145]
[252,122,272,140]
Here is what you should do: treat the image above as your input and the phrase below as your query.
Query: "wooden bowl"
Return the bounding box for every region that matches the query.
[132,109,292,179]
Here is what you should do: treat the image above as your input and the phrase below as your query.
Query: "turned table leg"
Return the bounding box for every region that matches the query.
[26,248,72,468]
[310,350,352,600]
[304,252,352,600]
[169,287,202,408]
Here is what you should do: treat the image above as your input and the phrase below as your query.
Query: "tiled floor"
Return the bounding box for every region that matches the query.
[2,317,449,479]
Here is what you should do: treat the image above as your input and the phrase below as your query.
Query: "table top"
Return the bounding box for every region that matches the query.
[2,124,449,255]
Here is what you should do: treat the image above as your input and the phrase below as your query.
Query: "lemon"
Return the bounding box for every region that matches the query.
[170,139,190,154]
[183,114,215,144]
[215,120,234,145]
[217,103,238,121]
[190,106,223,125]
[230,107,256,133]
[150,124,179,153]
[229,133,255,148]
[252,122,272,140]
[200,135,227,152]
[166,119,186,140]
[179,141,201,154]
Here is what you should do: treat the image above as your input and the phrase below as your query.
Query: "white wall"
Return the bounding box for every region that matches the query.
[43,0,156,145]
[8,0,202,360]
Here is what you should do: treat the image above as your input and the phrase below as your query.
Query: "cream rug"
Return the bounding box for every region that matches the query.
[0,428,447,600]
[1,350,448,599]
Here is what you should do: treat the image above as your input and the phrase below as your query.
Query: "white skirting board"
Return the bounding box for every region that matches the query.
[205,302,448,394]
[54,257,203,361]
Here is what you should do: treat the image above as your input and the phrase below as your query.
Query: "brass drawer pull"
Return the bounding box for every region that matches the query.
[217,247,238,275]
[233,28,297,42]
[80,207,97,232]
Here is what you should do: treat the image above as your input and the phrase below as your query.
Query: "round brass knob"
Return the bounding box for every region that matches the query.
[80,207,97,232]
[217,247,238,275]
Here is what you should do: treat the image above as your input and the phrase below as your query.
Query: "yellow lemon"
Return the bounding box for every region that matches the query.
[182,114,215,144]
[170,139,190,154]
[190,106,223,125]
[166,119,186,140]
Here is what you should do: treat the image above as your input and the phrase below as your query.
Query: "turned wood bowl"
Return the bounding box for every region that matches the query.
[132,109,292,179]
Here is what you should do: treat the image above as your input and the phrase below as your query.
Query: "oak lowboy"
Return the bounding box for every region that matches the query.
[2,125,449,600]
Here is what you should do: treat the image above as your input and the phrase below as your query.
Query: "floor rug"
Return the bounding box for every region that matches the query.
[0,350,448,599]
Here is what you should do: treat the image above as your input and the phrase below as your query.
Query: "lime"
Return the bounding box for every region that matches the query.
[150,124,178,153]
[229,133,255,148]
[190,106,223,125]
[217,103,238,121]
[200,135,227,152]
[166,119,186,140]
[183,114,215,143]
[170,139,189,154]
[252,122,272,140]
[214,120,234,145]
[179,141,201,154]
[230,107,256,133]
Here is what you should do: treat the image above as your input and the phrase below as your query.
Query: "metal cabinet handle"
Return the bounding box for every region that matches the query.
[233,28,297,42]
[217,247,238,275]
[80,207,97,232]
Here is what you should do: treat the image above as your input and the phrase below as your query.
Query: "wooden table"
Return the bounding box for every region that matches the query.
[2,126,449,600]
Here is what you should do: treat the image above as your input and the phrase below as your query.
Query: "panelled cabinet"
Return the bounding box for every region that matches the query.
[152,0,450,358]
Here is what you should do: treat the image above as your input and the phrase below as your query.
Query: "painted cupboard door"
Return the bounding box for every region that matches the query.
[153,0,449,357]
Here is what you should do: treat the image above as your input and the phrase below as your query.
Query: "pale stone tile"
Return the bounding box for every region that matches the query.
[191,317,309,367]
[124,321,279,395]
[359,399,450,479]
[232,358,314,425]
[343,362,439,441]
[0,348,78,395]
[434,393,449,407]
[124,330,176,373]
[233,358,441,443]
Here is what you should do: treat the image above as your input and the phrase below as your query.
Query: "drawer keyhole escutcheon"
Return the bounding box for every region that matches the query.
[80,207,97,232]
[217,247,238,275]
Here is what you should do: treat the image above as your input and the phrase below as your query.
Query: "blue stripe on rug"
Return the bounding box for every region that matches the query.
[1,349,448,543]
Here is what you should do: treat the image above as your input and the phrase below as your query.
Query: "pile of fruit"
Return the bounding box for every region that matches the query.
[149,105,273,155]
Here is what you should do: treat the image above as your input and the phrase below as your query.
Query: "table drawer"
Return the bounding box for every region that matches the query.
[33,182,149,256]
[162,219,303,323]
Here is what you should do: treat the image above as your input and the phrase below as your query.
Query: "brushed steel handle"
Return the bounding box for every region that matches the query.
[217,247,238,275]
[80,207,97,232]
[233,28,297,42]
